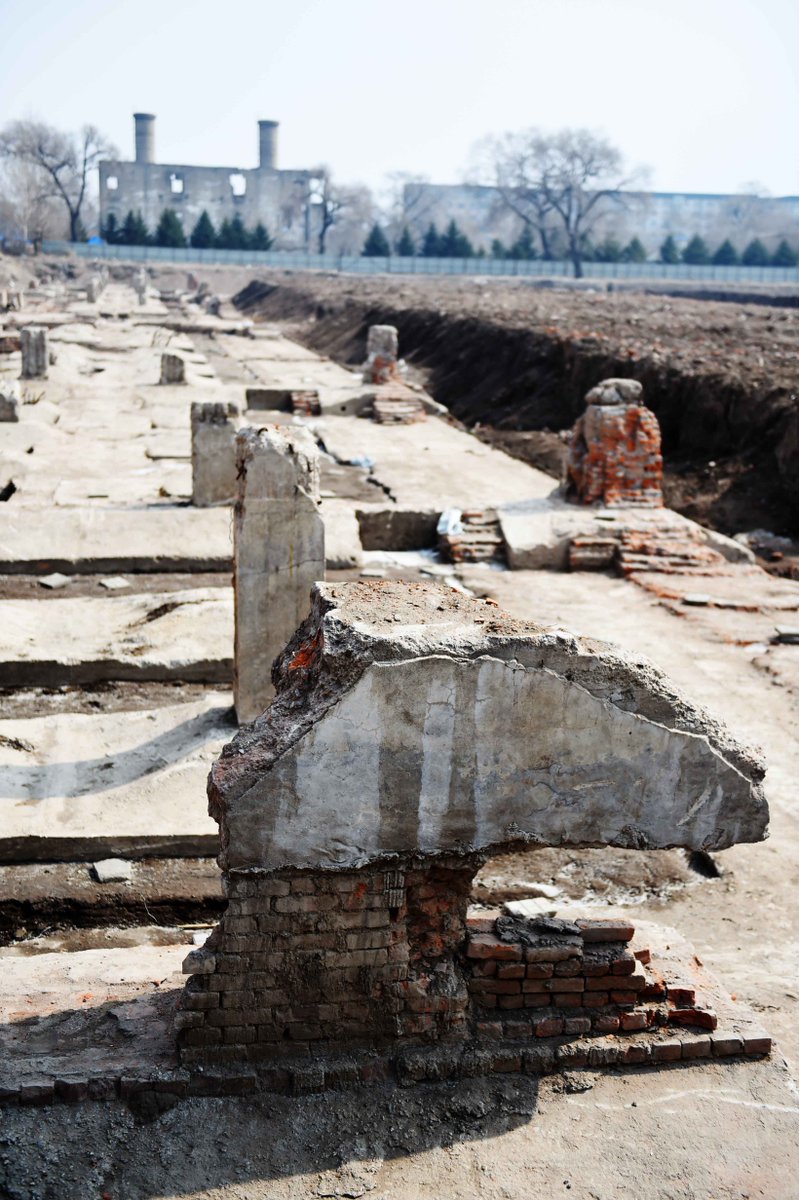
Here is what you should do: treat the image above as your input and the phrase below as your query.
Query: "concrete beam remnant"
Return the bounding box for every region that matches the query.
[233,425,324,723]
[215,580,768,870]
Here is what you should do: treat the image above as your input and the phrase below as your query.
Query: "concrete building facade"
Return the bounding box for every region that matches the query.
[99,114,314,249]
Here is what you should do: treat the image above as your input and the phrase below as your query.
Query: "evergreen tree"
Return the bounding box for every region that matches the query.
[742,238,769,266]
[621,236,647,262]
[362,223,391,256]
[509,227,537,260]
[190,210,216,249]
[682,235,710,265]
[215,218,234,249]
[422,223,443,257]
[120,210,150,246]
[396,226,415,256]
[491,239,508,259]
[659,235,680,264]
[250,222,273,251]
[441,219,474,257]
[594,235,623,263]
[155,208,186,248]
[772,238,799,267]
[101,213,121,244]
[711,239,739,266]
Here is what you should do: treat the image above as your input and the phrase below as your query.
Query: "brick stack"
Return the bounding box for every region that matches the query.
[178,859,474,1066]
[290,389,321,416]
[371,384,427,425]
[567,378,663,508]
[464,911,718,1040]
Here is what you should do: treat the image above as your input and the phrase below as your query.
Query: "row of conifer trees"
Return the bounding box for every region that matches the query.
[101,209,273,251]
[363,222,799,265]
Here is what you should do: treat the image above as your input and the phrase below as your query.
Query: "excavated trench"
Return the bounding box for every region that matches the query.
[233,277,799,538]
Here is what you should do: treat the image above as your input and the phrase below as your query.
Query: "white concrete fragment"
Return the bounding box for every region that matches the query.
[38,573,71,590]
[92,858,133,883]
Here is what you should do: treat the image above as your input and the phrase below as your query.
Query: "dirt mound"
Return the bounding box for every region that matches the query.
[233,274,799,536]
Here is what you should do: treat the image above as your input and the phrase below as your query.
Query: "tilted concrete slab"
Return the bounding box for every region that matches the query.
[0,588,233,685]
[210,580,768,873]
[0,507,233,573]
[0,694,227,861]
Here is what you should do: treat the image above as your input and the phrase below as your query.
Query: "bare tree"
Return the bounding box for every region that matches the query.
[0,119,116,242]
[471,128,643,276]
[0,159,67,240]
[307,168,374,255]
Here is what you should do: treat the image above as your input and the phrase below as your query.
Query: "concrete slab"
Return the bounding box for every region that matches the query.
[0,693,228,861]
[0,588,232,685]
[0,507,232,573]
[498,492,754,570]
[317,412,554,519]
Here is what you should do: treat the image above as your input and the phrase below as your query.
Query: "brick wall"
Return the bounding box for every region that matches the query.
[178,858,475,1066]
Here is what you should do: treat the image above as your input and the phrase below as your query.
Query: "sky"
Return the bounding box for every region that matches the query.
[1,0,798,199]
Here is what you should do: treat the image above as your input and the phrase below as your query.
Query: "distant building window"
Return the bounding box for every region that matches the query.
[170,173,184,195]
[106,176,118,190]
[229,173,246,197]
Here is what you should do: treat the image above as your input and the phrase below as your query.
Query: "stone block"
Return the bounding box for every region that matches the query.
[160,352,185,384]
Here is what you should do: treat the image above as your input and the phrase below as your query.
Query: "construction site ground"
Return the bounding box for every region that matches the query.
[1,259,798,1199]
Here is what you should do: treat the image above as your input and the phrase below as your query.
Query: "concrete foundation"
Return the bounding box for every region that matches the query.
[20,326,48,379]
[191,401,240,506]
[233,426,325,723]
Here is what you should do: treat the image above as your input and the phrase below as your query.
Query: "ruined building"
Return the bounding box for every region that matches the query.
[178,580,770,1089]
[99,114,314,249]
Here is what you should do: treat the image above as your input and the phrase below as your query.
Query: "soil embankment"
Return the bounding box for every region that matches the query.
[233,273,799,537]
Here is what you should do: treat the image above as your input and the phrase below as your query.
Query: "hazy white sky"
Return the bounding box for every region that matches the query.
[2,0,797,197]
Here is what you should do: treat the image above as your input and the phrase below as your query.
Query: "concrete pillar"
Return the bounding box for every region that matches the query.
[133,269,147,304]
[0,383,19,422]
[159,352,186,385]
[20,327,47,380]
[365,324,400,384]
[191,401,240,506]
[233,425,324,722]
[258,120,278,170]
[134,112,156,164]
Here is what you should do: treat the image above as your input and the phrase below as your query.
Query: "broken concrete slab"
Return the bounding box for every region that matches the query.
[0,507,232,574]
[0,694,227,862]
[498,492,755,571]
[211,580,768,874]
[0,588,232,686]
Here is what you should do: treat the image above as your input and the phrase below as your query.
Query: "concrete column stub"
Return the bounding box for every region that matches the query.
[233,425,324,723]
[20,327,48,380]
